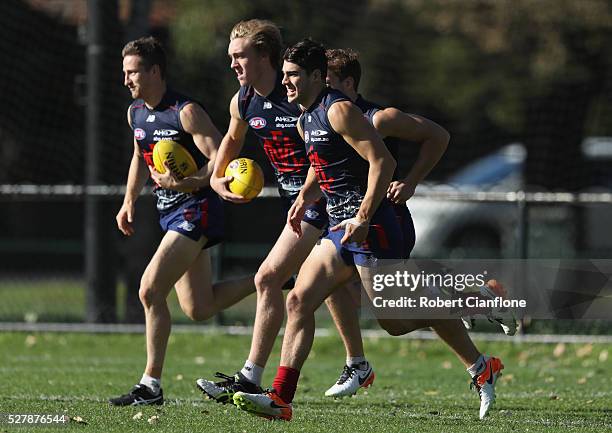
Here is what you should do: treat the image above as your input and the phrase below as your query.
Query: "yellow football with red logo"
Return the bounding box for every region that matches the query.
[225,158,264,199]
[152,139,197,179]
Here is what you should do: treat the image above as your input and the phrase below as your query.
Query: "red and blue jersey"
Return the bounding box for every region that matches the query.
[238,75,309,198]
[299,88,371,225]
[130,89,210,212]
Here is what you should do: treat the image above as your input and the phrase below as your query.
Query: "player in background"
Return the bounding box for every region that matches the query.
[322,48,518,398]
[197,19,376,403]
[109,36,255,406]
[233,39,505,421]
[324,48,517,338]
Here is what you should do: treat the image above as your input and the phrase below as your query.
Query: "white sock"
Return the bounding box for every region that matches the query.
[140,374,161,395]
[240,360,264,386]
[347,356,367,369]
[467,354,487,378]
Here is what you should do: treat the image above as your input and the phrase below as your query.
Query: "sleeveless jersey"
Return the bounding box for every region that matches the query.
[299,88,370,224]
[130,89,210,212]
[238,76,309,198]
[354,95,401,180]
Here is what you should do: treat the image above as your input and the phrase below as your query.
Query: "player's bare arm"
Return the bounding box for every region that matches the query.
[117,106,150,236]
[373,108,449,203]
[210,92,251,203]
[328,101,396,243]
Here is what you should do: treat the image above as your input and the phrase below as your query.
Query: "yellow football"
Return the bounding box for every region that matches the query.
[152,139,197,179]
[225,158,264,199]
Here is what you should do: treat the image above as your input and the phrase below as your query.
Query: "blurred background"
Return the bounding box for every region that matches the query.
[1,0,611,334]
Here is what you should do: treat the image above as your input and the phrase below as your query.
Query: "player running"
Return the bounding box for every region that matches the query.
[198,19,376,403]
[232,39,505,421]
[324,48,518,339]
[109,37,255,406]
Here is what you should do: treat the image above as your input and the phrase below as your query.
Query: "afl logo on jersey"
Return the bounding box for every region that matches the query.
[134,128,146,140]
[249,117,267,129]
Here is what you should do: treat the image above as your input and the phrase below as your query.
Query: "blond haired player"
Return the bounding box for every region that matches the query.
[198,19,378,402]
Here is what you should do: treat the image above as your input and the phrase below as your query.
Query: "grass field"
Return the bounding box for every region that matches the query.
[1,332,610,432]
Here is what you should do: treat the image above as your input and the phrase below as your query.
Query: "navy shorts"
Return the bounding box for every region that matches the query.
[282,196,329,231]
[393,203,416,259]
[158,189,224,249]
[325,202,405,267]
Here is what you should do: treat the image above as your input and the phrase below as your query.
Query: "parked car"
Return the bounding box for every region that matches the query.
[408,142,612,259]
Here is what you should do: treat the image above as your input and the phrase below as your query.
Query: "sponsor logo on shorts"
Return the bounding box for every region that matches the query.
[305,209,319,220]
[134,128,146,140]
[249,117,267,129]
[177,221,195,232]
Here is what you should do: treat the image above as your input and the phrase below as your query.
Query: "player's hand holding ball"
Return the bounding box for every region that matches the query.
[150,139,197,192]
[213,157,264,203]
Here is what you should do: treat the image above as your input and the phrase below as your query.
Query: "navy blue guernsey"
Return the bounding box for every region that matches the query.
[354,95,401,181]
[300,88,371,224]
[238,76,309,198]
[130,89,210,212]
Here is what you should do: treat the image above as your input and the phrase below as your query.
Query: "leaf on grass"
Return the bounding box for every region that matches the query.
[147,415,160,424]
[576,344,593,358]
[194,356,205,365]
[441,361,452,369]
[577,377,587,384]
[599,350,608,362]
[553,343,565,358]
[133,411,143,420]
[424,390,439,396]
[175,374,183,381]
[25,335,37,347]
[70,416,87,425]
[500,373,514,383]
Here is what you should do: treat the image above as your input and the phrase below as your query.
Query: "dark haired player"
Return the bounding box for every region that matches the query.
[323,48,517,398]
[109,36,255,406]
[233,39,505,421]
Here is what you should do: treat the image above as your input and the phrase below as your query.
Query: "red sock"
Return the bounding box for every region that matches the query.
[272,366,300,403]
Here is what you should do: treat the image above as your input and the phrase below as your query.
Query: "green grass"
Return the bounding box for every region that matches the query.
[1,332,610,432]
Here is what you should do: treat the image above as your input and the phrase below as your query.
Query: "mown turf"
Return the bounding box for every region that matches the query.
[0,332,610,432]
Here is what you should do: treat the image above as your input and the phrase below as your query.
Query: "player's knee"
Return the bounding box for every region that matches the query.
[285,290,312,319]
[254,265,285,294]
[138,280,164,309]
[138,285,155,308]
